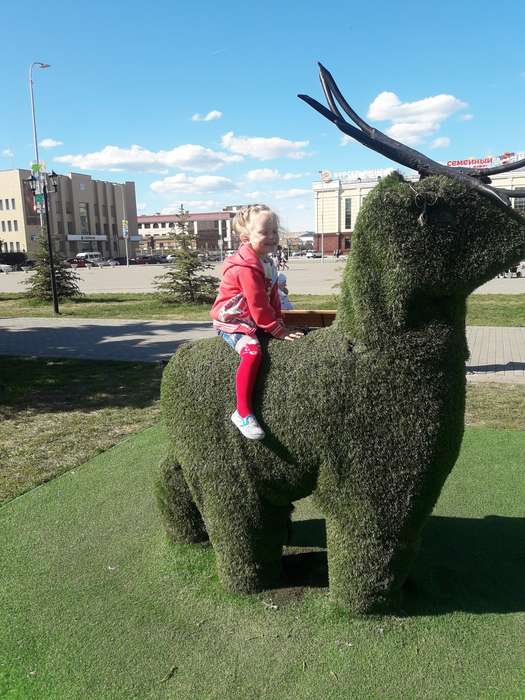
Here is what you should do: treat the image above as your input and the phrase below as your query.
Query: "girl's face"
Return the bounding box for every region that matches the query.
[247,212,277,257]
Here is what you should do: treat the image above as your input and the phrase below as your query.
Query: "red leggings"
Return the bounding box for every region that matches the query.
[235,338,262,418]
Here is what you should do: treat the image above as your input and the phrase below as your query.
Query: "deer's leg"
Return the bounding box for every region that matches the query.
[200,482,293,593]
[156,454,208,544]
[324,514,414,614]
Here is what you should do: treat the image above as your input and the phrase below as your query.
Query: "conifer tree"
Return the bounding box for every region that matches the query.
[24,233,82,301]
[155,205,219,304]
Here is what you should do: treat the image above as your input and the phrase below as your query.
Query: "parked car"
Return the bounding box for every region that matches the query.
[66,258,87,268]
[498,261,525,278]
[305,251,322,259]
[0,263,13,273]
[112,256,136,265]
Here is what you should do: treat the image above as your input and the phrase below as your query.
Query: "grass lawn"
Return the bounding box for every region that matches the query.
[0,423,523,699]
[0,292,339,321]
[0,291,524,325]
[0,357,161,503]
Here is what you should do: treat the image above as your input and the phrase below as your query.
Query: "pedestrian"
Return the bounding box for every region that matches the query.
[210,205,303,440]
[277,272,293,310]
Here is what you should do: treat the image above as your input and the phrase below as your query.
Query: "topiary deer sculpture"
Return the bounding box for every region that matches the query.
[157,65,525,614]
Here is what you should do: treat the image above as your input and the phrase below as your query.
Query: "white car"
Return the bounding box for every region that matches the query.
[0,263,13,273]
[305,251,322,259]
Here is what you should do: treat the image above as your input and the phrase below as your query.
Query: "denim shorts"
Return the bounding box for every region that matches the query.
[218,330,265,351]
[217,330,247,350]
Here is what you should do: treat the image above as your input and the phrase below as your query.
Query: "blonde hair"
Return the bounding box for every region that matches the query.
[233,204,279,244]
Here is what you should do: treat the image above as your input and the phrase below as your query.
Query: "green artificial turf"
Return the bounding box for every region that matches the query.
[1,291,524,325]
[1,425,523,699]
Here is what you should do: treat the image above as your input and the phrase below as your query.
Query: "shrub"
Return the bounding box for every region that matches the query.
[24,233,82,302]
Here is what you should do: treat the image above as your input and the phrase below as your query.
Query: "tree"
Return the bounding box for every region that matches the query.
[24,233,82,302]
[154,205,219,304]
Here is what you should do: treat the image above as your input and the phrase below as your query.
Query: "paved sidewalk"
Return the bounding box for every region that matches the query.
[0,317,524,382]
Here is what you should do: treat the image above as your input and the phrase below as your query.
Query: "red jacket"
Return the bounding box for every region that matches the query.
[210,244,285,337]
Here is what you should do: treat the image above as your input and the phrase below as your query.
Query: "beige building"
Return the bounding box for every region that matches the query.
[137,210,237,254]
[313,154,525,254]
[0,169,140,259]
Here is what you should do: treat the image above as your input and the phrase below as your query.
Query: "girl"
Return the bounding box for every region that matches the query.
[210,205,303,440]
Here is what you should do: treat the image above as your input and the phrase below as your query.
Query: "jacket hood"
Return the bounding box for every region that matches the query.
[222,244,265,276]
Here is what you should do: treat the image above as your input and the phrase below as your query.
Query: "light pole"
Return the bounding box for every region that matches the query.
[121,185,129,266]
[29,61,50,228]
[28,61,59,315]
[26,172,60,314]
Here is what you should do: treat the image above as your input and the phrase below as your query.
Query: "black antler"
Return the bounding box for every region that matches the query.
[299,64,525,222]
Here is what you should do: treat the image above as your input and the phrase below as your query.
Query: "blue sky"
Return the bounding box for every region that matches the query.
[2,0,524,230]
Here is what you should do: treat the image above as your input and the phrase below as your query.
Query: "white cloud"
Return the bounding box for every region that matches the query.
[242,191,268,200]
[273,188,311,199]
[245,168,309,181]
[55,144,242,173]
[150,174,236,195]
[459,113,474,121]
[340,135,354,146]
[222,132,309,160]
[1,148,13,157]
[40,138,63,148]
[191,110,223,122]
[431,137,450,149]
[161,200,219,213]
[367,91,467,146]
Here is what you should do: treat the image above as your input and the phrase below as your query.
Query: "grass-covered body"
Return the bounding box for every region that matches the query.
[158,173,524,613]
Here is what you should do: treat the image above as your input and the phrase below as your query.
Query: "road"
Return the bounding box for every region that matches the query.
[1,258,524,296]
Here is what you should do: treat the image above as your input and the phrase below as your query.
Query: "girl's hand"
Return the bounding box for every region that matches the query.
[282,328,304,341]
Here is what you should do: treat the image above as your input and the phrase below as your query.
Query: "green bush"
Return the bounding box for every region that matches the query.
[158,173,524,614]
[24,233,81,302]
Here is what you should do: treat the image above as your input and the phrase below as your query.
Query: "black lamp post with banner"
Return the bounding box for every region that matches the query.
[26,169,60,315]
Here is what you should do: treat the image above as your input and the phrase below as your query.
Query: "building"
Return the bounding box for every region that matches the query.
[0,169,140,258]
[313,153,525,254]
[137,210,237,254]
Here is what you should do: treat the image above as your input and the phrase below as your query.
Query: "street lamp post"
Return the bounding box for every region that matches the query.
[28,61,59,314]
[29,62,50,228]
[27,172,60,314]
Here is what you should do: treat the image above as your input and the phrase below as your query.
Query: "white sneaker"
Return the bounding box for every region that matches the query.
[231,411,265,440]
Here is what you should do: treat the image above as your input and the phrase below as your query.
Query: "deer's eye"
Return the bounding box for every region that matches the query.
[429,203,456,225]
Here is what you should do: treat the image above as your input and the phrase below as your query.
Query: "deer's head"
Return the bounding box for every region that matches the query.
[299,65,525,336]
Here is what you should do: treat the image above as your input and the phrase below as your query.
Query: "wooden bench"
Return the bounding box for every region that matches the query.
[281,309,337,328]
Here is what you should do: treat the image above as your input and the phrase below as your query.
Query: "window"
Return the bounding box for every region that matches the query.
[144,223,151,229]
[79,202,90,236]
[161,222,166,228]
[67,221,75,235]
[102,204,108,216]
[13,220,18,232]
[79,183,86,191]
[66,201,72,214]
[1,221,5,232]
[344,199,352,229]
[11,198,15,209]
[514,197,525,213]
[0,200,3,210]
[5,199,10,210]
[7,220,11,232]
[138,223,142,229]
[16,241,20,252]
[153,223,159,228]
[110,205,115,216]
[9,242,14,251]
